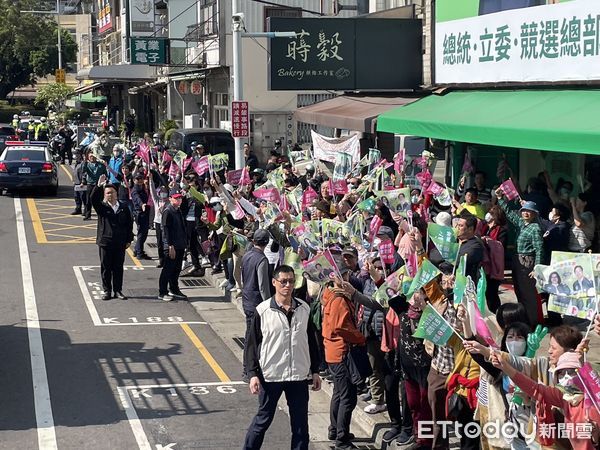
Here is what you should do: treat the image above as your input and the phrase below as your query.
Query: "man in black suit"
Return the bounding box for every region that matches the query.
[91,175,134,301]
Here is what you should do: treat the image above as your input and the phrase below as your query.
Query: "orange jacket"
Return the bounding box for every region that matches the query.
[321,287,366,363]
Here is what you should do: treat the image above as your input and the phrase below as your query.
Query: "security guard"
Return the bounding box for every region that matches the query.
[35,117,49,141]
[11,114,19,129]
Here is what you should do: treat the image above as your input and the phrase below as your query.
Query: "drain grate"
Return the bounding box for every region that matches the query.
[233,337,245,350]
[181,278,210,287]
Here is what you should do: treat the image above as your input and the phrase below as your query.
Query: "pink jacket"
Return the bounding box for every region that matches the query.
[513,372,599,450]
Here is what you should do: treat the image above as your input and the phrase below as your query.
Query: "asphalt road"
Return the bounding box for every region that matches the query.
[0,170,294,450]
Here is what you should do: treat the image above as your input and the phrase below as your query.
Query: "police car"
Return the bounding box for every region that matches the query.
[0,141,59,195]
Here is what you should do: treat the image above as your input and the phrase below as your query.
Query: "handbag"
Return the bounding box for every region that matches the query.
[446,359,472,421]
[344,344,372,386]
[201,239,214,255]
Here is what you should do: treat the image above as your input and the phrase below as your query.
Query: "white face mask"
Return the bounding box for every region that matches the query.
[373,237,382,248]
[506,339,526,356]
[180,181,186,189]
[484,212,493,223]
[213,204,223,211]
[548,211,555,222]
[159,192,168,199]
[411,195,419,204]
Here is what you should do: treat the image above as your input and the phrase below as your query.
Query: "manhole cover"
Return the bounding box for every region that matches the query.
[181,279,210,287]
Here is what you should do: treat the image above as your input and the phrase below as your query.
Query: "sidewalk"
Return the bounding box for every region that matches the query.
[141,237,600,449]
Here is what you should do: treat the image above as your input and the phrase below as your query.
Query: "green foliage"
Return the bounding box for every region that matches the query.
[161,119,179,133]
[0,0,78,99]
[35,83,75,110]
[164,127,178,142]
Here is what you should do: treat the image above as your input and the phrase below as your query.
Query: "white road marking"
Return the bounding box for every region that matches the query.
[117,387,152,450]
[73,265,102,326]
[73,266,208,327]
[14,197,58,450]
[123,381,246,390]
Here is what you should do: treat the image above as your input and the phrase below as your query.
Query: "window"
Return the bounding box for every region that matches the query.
[213,92,229,127]
[263,6,302,32]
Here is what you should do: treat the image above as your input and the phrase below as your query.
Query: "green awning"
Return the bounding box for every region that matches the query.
[77,92,107,103]
[377,90,600,155]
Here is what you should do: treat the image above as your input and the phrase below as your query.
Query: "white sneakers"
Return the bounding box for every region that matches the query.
[218,280,229,288]
[363,403,386,414]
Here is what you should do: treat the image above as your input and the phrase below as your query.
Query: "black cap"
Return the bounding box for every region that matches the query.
[342,247,358,258]
[253,229,270,246]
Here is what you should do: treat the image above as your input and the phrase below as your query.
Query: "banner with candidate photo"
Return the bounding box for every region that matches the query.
[302,253,336,285]
[534,252,598,320]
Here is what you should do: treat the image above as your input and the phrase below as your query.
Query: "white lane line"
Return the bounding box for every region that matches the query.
[14,197,58,450]
[117,387,152,450]
[73,266,102,326]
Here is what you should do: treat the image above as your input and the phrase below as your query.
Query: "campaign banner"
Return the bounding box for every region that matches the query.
[311,130,361,165]
[301,186,319,210]
[333,152,354,181]
[407,258,442,297]
[435,0,600,84]
[576,362,600,416]
[500,178,520,201]
[226,168,248,186]
[191,156,209,176]
[253,187,281,203]
[368,148,382,172]
[413,303,456,346]
[332,179,349,195]
[209,153,229,172]
[302,253,336,284]
[283,247,306,289]
[534,252,598,320]
[394,148,406,174]
[383,188,411,215]
[323,219,345,245]
[454,254,468,306]
[379,238,396,265]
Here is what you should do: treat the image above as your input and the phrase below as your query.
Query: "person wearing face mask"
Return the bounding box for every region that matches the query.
[463,321,531,450]
[491,326,597,450]
[108,145,124,187]
[543,203,571,262]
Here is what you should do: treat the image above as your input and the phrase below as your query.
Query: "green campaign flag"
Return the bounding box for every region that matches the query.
[428,223,456,243]
[209,153,229,172]
[413,304,455,346]
[430,235,460,264]
[356,197,376,214]
[188,186,208,204]
[407,258,442,297]
[453,254,468,305]
[232,232,249,250]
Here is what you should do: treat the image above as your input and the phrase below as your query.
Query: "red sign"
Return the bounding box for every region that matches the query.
[231,101,249,138]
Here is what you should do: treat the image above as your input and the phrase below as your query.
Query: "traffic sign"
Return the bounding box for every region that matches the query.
[231,101,249,138]
[55,69,66,84]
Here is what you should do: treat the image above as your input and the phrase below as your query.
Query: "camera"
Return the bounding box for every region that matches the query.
[232,13,244,23]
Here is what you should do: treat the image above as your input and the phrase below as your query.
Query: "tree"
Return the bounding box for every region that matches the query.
[0,0,78,99]
[35,83,74,111]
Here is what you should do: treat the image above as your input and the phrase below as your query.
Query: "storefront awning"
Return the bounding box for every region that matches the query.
[74,82,102,95]
[295,95,420,134]
[76,64,157,82]
[377,90,600,155]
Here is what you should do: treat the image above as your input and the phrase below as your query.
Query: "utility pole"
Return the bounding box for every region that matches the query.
[230,0,296,169]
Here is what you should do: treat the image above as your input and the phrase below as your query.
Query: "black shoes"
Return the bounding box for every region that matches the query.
[83,216,92,221]
[135,252,152,260]
[328,431,355,441]
[114,291,127,300]
[101,293,112,301]
[169,290,188,300]
[70,209,81,215]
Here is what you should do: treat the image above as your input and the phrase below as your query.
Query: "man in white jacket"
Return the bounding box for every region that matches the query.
[243,265,322,450]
